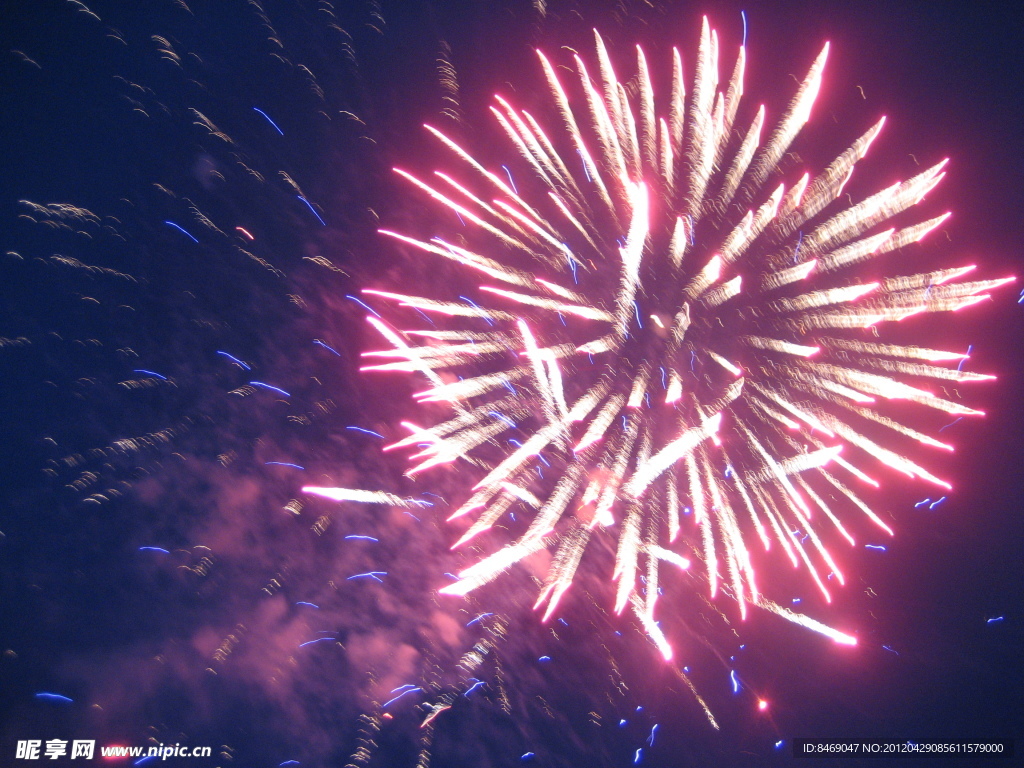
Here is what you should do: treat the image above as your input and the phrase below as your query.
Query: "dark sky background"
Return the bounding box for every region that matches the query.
[1,1,1022,767]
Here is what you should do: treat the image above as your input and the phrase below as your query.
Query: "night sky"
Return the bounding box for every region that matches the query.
[1,1,1023,767]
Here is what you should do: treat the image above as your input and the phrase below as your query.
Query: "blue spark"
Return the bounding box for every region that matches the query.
[459,295,494,326]
[297,195,326,226]
[634,748,643,764]
[346,426,385,439]
[929,496,947,509]
[956,345,973,372]
[466,612,494,627]
[501,165,518,194]
[35,692,73,703]
[730,669,740,694]
[775,740,785,750]
[299,637,336,648]
[521,753,535,761]
[633,301,643,328]
[914,498,932,508]
[295,602,319,609]
[740,10,748,47]
[279,762,300,767]
[390,683,417,693]
[938,416,963,432]
[567,249,579,284]
[619,719,627,727]
[647,724,659,746]
[347,571,386,582]
[345,294,382,318]
[660,367,667,389]
[133,369,167,380]
[882,645,899,655]
[489,411,517,429]
[313,339,341,356]
[250,381,291,397]
[577,149,592,182]
[382,687,422,710]
[253,107,284,135]
[138,546,169,554]
[865,544,887,552]
[987,616,1005,624]
[134,758,157,766]
[265,462,304,469]
[412,307,436,325]
[216,350,251,370]
[164,220,198,243]
[344,535,379,542]
[464,680,485,697]
[538,656,551,663]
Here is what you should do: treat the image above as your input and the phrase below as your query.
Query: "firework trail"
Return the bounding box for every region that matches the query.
[308,18,1014,661]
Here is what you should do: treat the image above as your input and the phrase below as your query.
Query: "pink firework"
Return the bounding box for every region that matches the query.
[306,19,1012,662]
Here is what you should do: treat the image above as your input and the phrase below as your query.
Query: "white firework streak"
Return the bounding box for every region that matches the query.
[318,22,1012,660]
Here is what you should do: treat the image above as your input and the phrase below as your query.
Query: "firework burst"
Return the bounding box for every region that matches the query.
[307,19,1012,660]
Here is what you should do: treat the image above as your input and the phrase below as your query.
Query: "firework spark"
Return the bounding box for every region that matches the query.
[308,20,1011,658]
